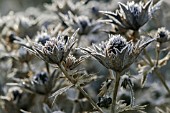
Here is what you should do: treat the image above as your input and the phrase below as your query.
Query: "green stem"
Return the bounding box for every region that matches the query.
[111,72,121,113]
[58,63,103,113]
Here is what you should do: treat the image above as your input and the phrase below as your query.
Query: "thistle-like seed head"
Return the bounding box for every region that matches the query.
[100,0,160,30]
[33,72,48,85]
[121,74,133,89]
[97,96,112,108]
[7,87,23,102]
[156,27,170,43]
[59,11,101,35]
[81,35,154,73]
[18,47,32,63]
[27,29,78,65]
[35,32,50,45]
[23,70,59,95]
[63,54,85,70]
[106,35,127,55]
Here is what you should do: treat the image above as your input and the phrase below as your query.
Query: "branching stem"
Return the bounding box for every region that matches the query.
[143,49,170,94]
[58,63,103,113]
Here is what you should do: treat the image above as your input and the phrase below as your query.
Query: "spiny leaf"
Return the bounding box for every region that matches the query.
[117,104,147,113]
[98,79,113,97]
[140,66,153,87]
[155,107,170,113]
[50,85,73,105]
[76,73,97,86]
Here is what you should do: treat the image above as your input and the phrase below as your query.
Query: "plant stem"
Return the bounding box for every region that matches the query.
[143,49,153,65]
[26,61,32,71]
[154,67,170,94]
[58,63,103,113]
[111,72,121,113]
[77,86,103,113]
[143,49,170,94]
[45,62,50,75]
[109,69,114,79]
[155,43,160,67]
[133,30,140,42]
[58,64,76,83]
[128,82,135,106]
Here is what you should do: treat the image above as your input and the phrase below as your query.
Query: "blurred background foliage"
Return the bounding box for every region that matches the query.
[0,0,52,15]
[0,0,170,113]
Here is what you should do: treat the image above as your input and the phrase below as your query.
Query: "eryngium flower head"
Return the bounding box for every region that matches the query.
[7,87,23,102]
[156,27,170,43]
[59,11,102,35]
[33,72,48,85]
[35,32,50,45]
[63,54,85,70]
[100,0,155,30]
[81,35,154,73]
[19,70,58,95]
[18,47,32,63]
[97,96,112,108]
[29,29,78,65]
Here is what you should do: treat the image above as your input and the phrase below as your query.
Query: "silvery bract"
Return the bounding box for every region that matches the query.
[29,29,78,65]
[100,0,154,30]
[81,35,154,73]
[63,54,85,70]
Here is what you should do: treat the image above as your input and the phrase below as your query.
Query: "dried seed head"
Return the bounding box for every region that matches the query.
[81,35,154,73]
[106,35,127,55]
[7,87,23,102]
[126,1,143,17]
[35,32,50,45]
[156,27,170,43]
[97,96,112,108]
[7,32,17,43]
[63,55,84,70]
[121,74,133,89]
[101,0,160,30]
[18,47,32,63]
[59,12,101,35]
[29,29,78,65]
[63,55,76,70]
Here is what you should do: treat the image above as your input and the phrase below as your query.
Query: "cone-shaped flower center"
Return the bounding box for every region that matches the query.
[106,35,127,55]
[34,72,48,84]
[36,33,50,45]
[159,31,166,38]
[156,27,169,43]
[129,4,141,17]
